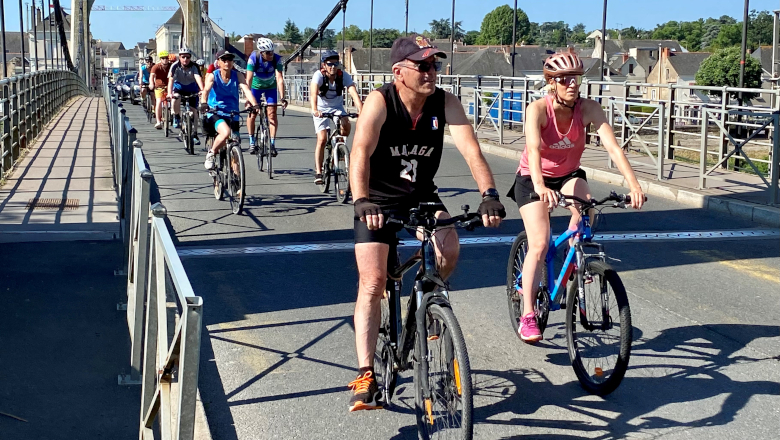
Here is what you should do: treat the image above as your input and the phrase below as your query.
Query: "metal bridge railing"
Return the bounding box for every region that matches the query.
[1,70,88,180]
[102,79,205,439]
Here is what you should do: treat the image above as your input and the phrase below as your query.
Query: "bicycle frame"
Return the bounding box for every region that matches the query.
[516,213,597,312]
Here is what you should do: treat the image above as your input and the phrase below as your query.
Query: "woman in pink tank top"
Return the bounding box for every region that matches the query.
[509,51,646,343]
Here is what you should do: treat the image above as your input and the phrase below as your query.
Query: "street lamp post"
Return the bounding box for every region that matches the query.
[450,0,455,74]
[405,0,409,36]
[511,0,517,77]
[738,0,749,104]
[369,0,373,73]
[0,0,7,78]
[19,0,26,73]
[599,0,607,83]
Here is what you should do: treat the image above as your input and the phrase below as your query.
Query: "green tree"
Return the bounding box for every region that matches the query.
[570,23,587,44]
[710,23,742,49]
[343,24,365,41]
[476,5,531,46]
[539,21,570,48]
[463,30,480,45]
[749,10,773,48]
[364,28,401,48]
[695,46,762,99]
[282,19,302,44]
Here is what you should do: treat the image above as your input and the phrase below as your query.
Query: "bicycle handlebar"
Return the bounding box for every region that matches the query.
[385,206,484,232]
[530,190,647,210]
[320,111,359,119]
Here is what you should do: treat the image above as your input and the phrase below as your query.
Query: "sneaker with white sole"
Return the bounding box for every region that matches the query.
[155,121,162,129]
[204,151,216,170]
[519,312,543,343]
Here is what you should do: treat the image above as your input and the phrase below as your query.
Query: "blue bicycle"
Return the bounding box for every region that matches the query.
[506,191,636,395]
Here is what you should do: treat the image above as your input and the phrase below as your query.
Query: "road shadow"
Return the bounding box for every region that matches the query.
[471,323,778,439]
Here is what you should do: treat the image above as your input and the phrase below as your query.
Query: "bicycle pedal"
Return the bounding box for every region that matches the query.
[208,170,217,177]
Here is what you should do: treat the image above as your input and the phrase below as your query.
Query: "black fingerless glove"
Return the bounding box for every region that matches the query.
[353,197,381,219]
[478,196,506,218]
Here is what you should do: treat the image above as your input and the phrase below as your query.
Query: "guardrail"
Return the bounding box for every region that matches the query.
[1,70,89,180]
[284,72,780,204]
[102,79,205,439]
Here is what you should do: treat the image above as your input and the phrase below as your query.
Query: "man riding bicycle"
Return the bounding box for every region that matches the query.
[200,50,260,171]
[347,35,506,411]
[149,51,172,129]
[246,38,288,155]
[311,50,363,185]
[168,47,204,144]
[508,51,645,343]
[138,56,153,104]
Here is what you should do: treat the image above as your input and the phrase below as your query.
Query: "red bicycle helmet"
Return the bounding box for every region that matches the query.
[543,52,584,78]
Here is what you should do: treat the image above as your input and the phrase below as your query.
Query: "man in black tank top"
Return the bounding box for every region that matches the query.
[345,36,506,412]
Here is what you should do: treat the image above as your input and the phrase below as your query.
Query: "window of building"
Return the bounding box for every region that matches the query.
[171,33,180,51]
[651,89,657,100]
[665,68,670,81]
[629,63,634,74]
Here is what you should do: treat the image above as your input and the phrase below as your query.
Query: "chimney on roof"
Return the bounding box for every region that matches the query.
[622,53,629,63]
[567,46,575,54]
[203,1,208,14]
[661,46,670,58]
[243,35,254,59]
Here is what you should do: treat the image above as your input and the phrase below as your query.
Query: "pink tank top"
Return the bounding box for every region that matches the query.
[518,94,586,177]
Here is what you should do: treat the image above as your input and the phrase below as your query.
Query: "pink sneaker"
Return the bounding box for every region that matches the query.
[519,313,543,343]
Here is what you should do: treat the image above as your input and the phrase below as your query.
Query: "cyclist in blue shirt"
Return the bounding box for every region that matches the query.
[137,56,153,104]
[199,50,260,170]
[245,38,288,155]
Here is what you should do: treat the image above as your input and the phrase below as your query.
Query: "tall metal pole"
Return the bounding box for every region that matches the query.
[450,0,455,74]
[19,0,27,73]
[0,0,7,77]
[41,0,48,70]
[32,5,37,71]
[369,0,373,73]
[773,10,778,80]
[511,0,517,77]
[599,0,607,82]
[341,1,346,59]
[737,0,749,106]
[405,0,409,36]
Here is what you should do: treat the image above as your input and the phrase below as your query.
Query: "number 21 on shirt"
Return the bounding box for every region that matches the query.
[400,159,418,182]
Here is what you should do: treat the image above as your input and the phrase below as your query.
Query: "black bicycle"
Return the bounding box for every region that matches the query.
[374,202,482,440]
[162,94,173,138]
[143,87,154,124]
[205,108,254,215]
[318,112,357,203]
[175,91,199,155]
[254,94,285,179]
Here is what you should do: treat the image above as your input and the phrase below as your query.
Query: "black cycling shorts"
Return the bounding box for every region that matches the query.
[204,115,240,137]
[507,168,587,209]
[354,194,447,245]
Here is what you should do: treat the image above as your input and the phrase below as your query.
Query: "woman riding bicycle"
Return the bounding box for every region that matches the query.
[510,51,645,343]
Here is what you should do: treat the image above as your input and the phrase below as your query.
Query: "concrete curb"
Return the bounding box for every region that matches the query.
[195,389,213,440]
[444,134,780,228]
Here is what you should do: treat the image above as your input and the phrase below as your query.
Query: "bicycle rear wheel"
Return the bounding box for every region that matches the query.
[565,260,631,396]
[374,288,397,406]
[506,232,550,338]
[227,143,246,215]
[334,143,350,203]
[264,124,273,179]
[415,304,473,440]
[164,105,170,137]
[185,115,194,155]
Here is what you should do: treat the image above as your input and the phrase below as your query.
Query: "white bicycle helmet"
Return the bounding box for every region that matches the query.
[196,59,205,67]
[256,38,275,52]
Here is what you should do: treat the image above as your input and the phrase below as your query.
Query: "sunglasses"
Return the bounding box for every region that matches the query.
[324,61,339,67]
[553,75,582,86]
[262,51,273,55]
[402,60,442,72]
[180,55,191,59]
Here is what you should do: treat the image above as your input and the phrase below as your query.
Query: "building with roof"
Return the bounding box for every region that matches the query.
[644,48,710,102]
[751,46,779,86]
[155,7,225,59]
[24,10,72,71]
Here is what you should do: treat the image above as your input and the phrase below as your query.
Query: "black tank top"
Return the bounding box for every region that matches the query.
[369,83,447,207]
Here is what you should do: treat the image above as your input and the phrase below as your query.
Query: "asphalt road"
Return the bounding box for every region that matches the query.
[123,102,780,440]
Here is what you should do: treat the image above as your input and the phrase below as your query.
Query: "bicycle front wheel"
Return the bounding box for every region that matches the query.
[185,115,194,155]
[565,260,631,396]
[415,304,473,440]
[319,148,332,194]
[374,288,397,405]
[334,143,351,203]
[164,106,170,137]
[265,126,273,179]
[227,144,246,215]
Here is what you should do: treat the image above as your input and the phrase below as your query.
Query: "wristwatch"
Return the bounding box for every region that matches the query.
[482,188,500,200]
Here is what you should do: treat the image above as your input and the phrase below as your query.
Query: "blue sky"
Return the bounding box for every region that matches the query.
[2,0,777,48]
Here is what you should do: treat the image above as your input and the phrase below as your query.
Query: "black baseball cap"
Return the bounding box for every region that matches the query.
[390,35,447,65]
[215,49,235,60]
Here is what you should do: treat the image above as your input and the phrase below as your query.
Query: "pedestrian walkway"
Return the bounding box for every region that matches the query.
[0,97,118,242]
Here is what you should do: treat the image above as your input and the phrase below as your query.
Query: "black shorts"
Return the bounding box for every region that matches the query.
[507,168,587,209]
[176,94,199,109]
[204,115,240,137]
[354,194,446,245]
